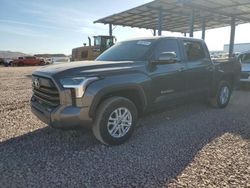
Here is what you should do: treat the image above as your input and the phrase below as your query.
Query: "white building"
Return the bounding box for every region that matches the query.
[224,43,250,53]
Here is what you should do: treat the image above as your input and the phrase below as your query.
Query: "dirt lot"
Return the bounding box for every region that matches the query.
[0,66,250,187]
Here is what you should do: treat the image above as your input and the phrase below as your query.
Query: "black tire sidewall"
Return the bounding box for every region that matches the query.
[216,81,231,108]
[96,97,137,145]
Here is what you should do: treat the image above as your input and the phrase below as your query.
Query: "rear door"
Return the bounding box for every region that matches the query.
[182,40,213,95]
[18,57,24,65]
[149,38,187,105]
[29,57,36,65]
[24,57,30,65]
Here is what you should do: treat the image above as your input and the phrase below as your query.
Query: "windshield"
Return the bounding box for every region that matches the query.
[96,40,154,61]
[94,37,101,46]
[239,53,250,64]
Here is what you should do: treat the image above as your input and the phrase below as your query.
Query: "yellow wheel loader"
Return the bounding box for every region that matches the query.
[72,35,115,61]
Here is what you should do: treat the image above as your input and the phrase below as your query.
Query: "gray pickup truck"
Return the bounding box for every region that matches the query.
[31,37,241,145]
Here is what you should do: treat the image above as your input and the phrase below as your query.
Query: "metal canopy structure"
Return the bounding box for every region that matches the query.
[94,0,250,56]
[95,0,250,33]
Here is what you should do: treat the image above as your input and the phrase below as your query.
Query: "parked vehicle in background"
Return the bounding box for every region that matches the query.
[12,56,43,66]
[3,58,13,66]
[45,58,54,64]
[34,54,69,64]
[31,37,241,145]
[238,51,250,84]
[53,56,69,63]
[39,57,54,65]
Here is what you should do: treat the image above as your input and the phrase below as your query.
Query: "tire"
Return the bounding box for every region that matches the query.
[210,80,232,108]
[92,97,138,145]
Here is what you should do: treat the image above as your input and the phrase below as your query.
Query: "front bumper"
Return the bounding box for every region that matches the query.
[31,99,93,129]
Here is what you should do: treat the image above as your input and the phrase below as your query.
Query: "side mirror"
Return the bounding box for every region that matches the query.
[154,52,179,64]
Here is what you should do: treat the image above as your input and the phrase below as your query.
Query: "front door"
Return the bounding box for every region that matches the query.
[149,39,187,105]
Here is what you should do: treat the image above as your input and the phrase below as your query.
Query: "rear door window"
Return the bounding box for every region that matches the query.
[184,41,206,62]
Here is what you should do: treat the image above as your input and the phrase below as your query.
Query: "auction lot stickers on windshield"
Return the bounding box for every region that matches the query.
[137,41,151,46]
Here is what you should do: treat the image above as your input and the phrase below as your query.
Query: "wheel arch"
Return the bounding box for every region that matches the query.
[89,85,147,118]
[221,73,235,87]
[211,73,235,97]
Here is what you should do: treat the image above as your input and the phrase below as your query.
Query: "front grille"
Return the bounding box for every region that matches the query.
[241,72,250,79]
[32,76,60,108]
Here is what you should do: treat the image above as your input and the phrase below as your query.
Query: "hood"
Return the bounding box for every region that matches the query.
[241,63,250,72]
[33,60,147,78]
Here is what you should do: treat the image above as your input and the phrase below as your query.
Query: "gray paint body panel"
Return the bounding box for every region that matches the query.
[30,37,241,129]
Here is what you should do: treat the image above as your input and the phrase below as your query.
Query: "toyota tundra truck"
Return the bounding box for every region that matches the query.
[31,37,241,145]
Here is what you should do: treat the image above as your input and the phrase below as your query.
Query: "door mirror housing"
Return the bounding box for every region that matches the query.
[153,52,179,64]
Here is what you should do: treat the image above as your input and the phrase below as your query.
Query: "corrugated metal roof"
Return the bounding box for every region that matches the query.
[94,0,250,33]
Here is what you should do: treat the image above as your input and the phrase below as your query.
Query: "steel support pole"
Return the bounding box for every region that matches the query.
[158,9,162,36]
[189,9,195,37]
[109,23,112,36]
[229,18,236,58]
[202,18,206,40]
[153,29,156,36]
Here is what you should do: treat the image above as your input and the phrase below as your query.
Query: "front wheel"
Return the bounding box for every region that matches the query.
[92,97,138,145]
[210,81,232,108]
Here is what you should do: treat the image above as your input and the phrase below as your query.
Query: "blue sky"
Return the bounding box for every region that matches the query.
[1,0,250,55]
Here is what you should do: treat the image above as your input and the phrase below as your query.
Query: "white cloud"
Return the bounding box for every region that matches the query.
[0,23,49,38]
[0,19,74,31]
[19,2,100,32]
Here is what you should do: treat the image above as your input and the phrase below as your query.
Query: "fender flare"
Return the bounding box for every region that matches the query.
[88,84,147,117]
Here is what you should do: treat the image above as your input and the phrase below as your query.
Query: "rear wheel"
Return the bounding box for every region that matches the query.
[92,97,138,145]
[210,81,231,108]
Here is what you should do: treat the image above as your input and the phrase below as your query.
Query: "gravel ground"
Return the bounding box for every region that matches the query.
[0,66,249,187]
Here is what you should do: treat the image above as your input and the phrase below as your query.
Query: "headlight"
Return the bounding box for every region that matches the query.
[60,77,98,98]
